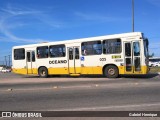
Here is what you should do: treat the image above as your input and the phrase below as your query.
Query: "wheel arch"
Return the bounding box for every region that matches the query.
[38,66,48,71]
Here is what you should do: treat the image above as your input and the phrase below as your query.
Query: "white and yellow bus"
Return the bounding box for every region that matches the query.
[12,32,149,78]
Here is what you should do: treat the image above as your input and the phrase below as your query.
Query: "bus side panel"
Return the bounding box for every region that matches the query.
[48,68,68,75]
[118,66,148,75]
[47,54,68,75]
[36,58,49,73]
[36,58,69,75]
[141,66,149,74]
[102,53,123,75]
[12,60,27,75]
[80,55,103,74]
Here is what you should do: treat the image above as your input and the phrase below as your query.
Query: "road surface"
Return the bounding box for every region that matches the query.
[0,73,160,119]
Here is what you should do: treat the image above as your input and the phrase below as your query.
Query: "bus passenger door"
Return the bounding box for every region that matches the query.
[68,47,81,74]
[133,41,141,73]
[124,41,141,74]
[26,51,36,74]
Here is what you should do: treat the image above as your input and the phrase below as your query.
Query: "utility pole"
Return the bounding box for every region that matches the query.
[5,56,7,67]
[132,0,134,32]
[8,55,11,67]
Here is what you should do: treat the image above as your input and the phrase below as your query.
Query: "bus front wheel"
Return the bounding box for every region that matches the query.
[38,67,48,78]
[104,65,119,78]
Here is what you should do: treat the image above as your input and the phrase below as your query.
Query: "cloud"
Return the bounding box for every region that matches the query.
[147,0,160,7]
[0,4,62,43]
[0,33,48,43]
[35,13,63,29]
[1,8,40,16]
[74,12,129,22]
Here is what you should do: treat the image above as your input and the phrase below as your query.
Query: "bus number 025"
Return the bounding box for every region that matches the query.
[100,58,106,61]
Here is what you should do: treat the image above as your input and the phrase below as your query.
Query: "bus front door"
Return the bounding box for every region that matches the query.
[124,41,141,74]
[26,51,36,74]
[68,47,81,74]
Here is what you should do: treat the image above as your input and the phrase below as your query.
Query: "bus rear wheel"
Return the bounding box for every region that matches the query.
[38,67,48,78]
[104,65,119,78]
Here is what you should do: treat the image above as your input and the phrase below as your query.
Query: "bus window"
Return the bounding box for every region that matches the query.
[37,46,48,58]
[14,48,25,60]
[27,51,35,62]
[133,42,140,56]
[69,48,73,60]
[134,57,141,71]
[81,41,102,56]
[32,51,35,62]
[49,44,65,58]
[103,39,121,54]
[75,48,79,59]
[27,52,31,62]
[125,43,131,56]
[126,58,132,71]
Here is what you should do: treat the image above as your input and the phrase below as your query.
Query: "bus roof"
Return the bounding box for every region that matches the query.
[13,32,143,49]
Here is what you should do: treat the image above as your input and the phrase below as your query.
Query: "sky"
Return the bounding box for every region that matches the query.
[0,0,160,64]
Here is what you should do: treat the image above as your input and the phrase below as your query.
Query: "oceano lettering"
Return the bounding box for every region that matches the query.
[49,60,67,64]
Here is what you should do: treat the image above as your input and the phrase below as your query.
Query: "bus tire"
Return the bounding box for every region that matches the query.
[104,65,119,78]
[38,67,48,78]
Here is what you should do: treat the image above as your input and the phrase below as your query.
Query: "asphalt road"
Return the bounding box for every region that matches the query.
[0,73,160,119]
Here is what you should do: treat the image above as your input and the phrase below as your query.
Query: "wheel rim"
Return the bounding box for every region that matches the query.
[108,68,115,75]
[41,70,46,76]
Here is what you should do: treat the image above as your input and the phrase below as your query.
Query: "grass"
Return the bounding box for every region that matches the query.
[149,67,160,73]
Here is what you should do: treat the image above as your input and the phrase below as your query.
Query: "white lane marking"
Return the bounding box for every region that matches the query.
[51,103,160,111]
[0,85,92,92]
[0,82,159,92]
[61,85,91,89]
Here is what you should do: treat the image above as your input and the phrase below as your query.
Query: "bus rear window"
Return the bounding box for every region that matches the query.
[14,48,25,60]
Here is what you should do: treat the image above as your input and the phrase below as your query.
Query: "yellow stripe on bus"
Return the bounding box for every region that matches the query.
[12,65,148,75]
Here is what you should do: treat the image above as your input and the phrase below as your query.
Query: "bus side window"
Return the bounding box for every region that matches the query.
[37,46,48,59]
[81,41,102,56]
[103,39,121,54]
[32,51,35,62]
[75,48,79,59]
[125,43,131,56]
[27,52,31,62]
[69,48,73,60]
[14,48,25,60]
[49,44,66,58]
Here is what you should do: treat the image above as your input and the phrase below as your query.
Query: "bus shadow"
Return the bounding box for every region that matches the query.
[21,73,159,79]
[120,73,159,79]
[22,75,106,78]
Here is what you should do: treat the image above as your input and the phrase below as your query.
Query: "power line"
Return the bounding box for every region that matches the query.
[2,55,12,67]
